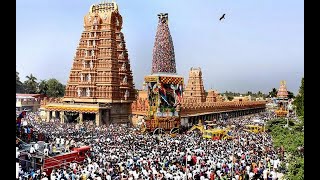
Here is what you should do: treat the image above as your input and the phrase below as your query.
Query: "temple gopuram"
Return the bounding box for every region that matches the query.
[131,14,266,129]
[42,2,135,125]
[275,80,289,117]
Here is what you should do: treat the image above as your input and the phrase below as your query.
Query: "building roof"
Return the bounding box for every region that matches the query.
[16,94,41,98]
[16,96,35,99]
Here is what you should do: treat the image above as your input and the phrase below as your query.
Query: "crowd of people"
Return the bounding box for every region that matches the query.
[16,111,286,180]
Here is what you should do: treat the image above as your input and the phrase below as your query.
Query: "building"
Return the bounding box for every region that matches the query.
[43,2,135,125]
[206,90,223,103]
[16,94,44,112]
[183,67,206,103]
[233,95,251,102]
[132,68,266,128]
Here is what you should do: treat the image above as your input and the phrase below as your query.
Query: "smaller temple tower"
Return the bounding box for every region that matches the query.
[276,80,289,117]
[183,67,206,103]
[206,90,221,103]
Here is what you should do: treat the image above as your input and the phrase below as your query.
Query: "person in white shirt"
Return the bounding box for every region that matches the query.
[187,172,192,179]
[187,154,192,165]
[16,150,20,158]
[43,147,49,156]
[270,170,277,180]
[249,171,255,179]
[50,171,56,180]
[273,158,279,171]
[104,173,111,180]
[263,168,268,180]
[55,138,60,146]
[246,165,250,174]
[200,175,205,180]
[216,161,221,170]
[30,145,35,154]
[60,138,65,146]
[34,143,39,151]
[41,176,49,180]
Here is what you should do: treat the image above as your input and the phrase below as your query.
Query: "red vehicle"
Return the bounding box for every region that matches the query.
[19,146,91,175]
[42,146,91,174]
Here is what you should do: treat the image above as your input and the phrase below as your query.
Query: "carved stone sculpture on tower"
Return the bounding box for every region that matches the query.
[90,61,93,69]
[124,90,129,100]
[123,76,127,84]
[77,88,81,97]
[86,88,91,97]
[119,52,124,59]
[121,63,126,71]
[88,74,91,82]
[80,74,84,82]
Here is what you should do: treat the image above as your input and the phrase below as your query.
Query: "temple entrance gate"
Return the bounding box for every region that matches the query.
[83,113,95,122]
[65,112,79,123]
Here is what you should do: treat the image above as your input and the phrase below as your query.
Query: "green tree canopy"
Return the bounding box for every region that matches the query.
[287,91,295,99]
[267,118,304,179]
[227,96,233,101]
[46,78,65,97]
[268,88,278,98]
[16,71,24,93]
[38,80,48,95]
[293,77,304,117]
[24,74,38,94]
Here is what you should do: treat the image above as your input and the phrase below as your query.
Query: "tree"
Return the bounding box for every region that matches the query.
[293,77,304,117]
[268,88,278,97]
[227,96,233,101]
[257,91,263,97]
[267,118,304,179]
[38,80,48,95]
[24,74,38,94]
[287,91,295,99]
[16,71,24,93]
[46,78,65,97]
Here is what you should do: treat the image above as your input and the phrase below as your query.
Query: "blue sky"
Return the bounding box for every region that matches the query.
[17,0,304,94]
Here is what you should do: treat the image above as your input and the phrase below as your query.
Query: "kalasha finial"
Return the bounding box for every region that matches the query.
[157,13,169,24]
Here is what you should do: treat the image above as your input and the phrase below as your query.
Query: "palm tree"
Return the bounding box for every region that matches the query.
[24,74,38,94]
[268,88,278,98]
[38,80,48,95]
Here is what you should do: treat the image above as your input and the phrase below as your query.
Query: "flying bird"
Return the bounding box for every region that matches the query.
[219,14,226,21]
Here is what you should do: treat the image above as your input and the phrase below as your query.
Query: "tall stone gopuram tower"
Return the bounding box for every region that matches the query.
[56,2,135,125]
[183,67,206,103]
